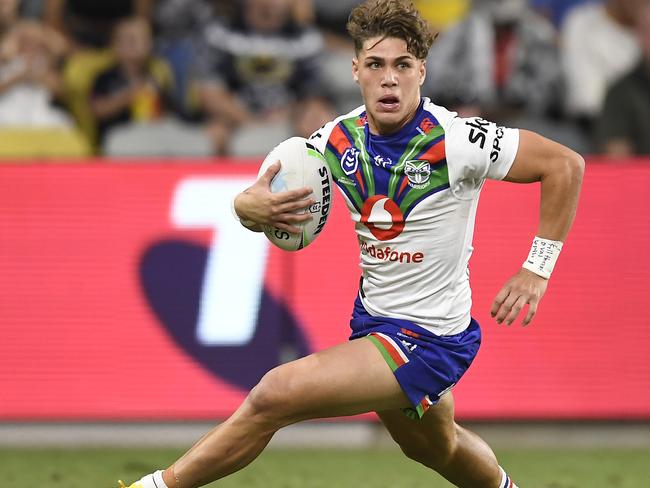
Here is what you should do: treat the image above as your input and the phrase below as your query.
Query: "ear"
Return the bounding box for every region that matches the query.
[419,59,426,86]
[352,57,359,84]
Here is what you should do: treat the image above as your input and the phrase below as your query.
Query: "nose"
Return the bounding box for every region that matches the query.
[381,67,398,87]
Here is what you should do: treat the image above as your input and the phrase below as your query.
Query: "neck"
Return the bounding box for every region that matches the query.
[367,97,421,136]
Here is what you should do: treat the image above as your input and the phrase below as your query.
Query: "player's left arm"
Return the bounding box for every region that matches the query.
[491,130,585,326]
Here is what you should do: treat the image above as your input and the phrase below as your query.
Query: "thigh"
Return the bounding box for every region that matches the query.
[260,338,411,421]
[376,392,456,449]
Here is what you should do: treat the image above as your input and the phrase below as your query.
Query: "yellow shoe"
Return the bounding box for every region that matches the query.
[118,481,144,488]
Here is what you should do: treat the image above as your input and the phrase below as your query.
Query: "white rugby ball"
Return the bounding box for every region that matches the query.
[258,136,333,251]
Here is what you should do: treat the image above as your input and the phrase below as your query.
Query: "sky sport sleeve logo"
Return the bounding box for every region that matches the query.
[465,117,506,163]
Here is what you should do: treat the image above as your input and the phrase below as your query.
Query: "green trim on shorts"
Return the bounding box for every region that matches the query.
[366,335,399,372]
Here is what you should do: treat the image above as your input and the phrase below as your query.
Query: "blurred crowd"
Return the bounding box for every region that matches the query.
[0,0,649,159]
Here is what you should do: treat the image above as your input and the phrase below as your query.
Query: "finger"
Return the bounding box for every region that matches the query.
[276,197,316,214]
[490,287,511,317]
[260,161,281,185]
[278,187,314,201]
[273,221,303,235]
[522,299,539,327]
[275,212,313,224]
[496,292,519,324]
[505,295,528,326]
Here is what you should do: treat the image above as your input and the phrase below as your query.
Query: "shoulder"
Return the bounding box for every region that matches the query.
[421,98,458,131]
[308,104,366,151]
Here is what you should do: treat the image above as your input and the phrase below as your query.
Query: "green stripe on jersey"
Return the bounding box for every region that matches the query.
[388,125,445,199]
[399,164,450,213]
[324,146,363,210]
[341,117,375,196]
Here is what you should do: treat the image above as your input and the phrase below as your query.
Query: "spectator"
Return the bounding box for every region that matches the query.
[561,0,646,132]
[596,2,650,155]
[194,0,334,156]
[0,20,72,127]
[424,0,563,123]
[90,16,212,156]
[90,17,173,143]
[151,0,214,115]
[44,0,152,49]
[312,0,363,112]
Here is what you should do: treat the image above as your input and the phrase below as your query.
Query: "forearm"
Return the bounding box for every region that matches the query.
[198,83,251,125]
[504,130,585,243]
[91,89,134,120]
[537,152,584,242]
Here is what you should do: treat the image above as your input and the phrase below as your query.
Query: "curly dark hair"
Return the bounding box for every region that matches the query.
[346,0,436,60]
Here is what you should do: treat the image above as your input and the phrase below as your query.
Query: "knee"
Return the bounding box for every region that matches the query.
[398,424,459,470]
[245,366,293,427]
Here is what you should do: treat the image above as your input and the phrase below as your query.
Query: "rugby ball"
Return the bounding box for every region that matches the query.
[258,136,333,251]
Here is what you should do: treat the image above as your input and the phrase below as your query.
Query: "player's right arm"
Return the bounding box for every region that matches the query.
[233,161,315,234]
[445,114,584,326]
[490,130,585,326]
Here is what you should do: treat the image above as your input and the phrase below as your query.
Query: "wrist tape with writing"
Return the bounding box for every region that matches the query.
[522,236,563,279]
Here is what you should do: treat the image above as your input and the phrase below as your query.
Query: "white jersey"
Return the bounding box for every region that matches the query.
[309,98,519,335]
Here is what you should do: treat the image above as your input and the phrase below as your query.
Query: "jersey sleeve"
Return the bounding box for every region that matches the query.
[307,119,337,154]
[445,116,519,198]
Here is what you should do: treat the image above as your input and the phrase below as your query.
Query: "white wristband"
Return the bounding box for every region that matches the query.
[231,195,257,228]
[522,236,563,279]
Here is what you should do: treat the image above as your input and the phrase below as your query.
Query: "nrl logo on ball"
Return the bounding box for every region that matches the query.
[404,160,431,189]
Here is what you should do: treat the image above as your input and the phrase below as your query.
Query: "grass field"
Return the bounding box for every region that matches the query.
[2,447,649,487]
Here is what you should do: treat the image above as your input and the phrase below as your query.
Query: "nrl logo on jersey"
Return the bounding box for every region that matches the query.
[340,147,360,176]
[404,160,431,189]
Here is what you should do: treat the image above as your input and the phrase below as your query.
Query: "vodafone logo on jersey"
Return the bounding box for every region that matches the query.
[360,195,405,241]
[360,240,424,264]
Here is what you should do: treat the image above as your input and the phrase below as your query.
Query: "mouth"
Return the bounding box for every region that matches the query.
[377,94,400,112]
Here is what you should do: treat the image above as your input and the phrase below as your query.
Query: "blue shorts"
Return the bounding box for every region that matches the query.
[349,297,481,419]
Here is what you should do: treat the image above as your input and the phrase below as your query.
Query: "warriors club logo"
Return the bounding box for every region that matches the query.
[404,160,431,189]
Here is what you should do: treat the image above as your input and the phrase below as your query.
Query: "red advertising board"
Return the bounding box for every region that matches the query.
[1,161,649,420]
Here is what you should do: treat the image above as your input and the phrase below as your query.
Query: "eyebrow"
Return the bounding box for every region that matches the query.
[364,55,414,62]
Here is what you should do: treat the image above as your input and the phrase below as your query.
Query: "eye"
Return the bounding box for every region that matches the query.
[367,61,381,69]
[397,62,412,70]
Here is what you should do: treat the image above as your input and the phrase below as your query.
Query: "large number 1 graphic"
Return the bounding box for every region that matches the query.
[171,178,269,346]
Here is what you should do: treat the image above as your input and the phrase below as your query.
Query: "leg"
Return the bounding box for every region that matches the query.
[377,392,502,488]
[165,338,410,488]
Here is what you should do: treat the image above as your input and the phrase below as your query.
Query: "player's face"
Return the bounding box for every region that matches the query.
[352,36,426,135]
